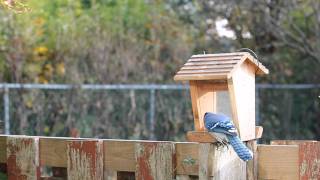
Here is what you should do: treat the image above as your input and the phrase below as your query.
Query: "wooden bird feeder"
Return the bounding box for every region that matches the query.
[174,52,269,141]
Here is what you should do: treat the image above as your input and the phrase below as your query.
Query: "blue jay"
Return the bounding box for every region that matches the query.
[204,112,253,161]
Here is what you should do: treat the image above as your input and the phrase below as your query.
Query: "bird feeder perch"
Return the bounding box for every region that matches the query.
[174,52,269,141]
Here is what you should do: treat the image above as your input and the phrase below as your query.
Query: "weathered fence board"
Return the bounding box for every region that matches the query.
[7,136,40,180]
[135,142,175,180]
[210,144,246,180]
[104,140,136,172]
[176,143,199,176]
[246,140,257,180]
[258,145,299,180]
[40,138,69,167]
[198,143,211,180]
[67,140,103,180]
[271,140,320,180]
[1,135,318,179]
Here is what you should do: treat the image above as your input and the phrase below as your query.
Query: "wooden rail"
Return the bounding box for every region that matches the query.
[258,140,320,180]
[0,135,252,179]
[0,135,319,179]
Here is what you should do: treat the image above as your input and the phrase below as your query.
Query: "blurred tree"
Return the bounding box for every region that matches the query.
[198,0,320,141]
[0,0,319,141]
[0,0,30,13]
[0,0,199,139]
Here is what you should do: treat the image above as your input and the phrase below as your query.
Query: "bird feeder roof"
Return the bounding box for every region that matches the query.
[174,52,269,81]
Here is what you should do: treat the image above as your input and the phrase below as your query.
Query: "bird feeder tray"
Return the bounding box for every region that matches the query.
[186,126,264,143]
[174,52,269,141]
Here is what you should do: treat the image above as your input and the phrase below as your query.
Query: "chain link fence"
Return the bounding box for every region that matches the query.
[1,83,319,142]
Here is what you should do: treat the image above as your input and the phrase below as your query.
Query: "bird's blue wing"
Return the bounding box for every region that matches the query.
[204,112,237,136]
[209,126,237,136]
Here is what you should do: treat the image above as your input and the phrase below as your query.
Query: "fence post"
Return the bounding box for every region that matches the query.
[3,86,10,135]
[149,89,156,140]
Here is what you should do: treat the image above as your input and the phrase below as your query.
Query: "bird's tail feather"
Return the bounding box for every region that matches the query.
[227,135,253,161]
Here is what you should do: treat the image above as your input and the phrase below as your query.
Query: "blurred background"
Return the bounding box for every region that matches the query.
[0,0,319,142]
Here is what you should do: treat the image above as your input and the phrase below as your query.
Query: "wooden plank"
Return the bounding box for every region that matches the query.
[258,145,299,180]
[186,131,217,143]
[189,81,201,131]
[189,56,241,62]
[67,140,103,180]
[174,73,228,81]
[189,81,218,131]
[176,142,199,176]
[228,61,256,141]
[296,141,320,180]
[191,52,246,58]
[104,140,136,172]
[270,140,317,145]
[271,140,320,180]
[135,142,175,180]
[198,143,211,180]
[0,136,6,163]
[185,60,238,66]
[40,138,68,167]
[196,81,216,131]
[199,81,228,91]
[187,126,263,143]
[181,65,234,70]
[246,140,257,180]
[255,126,263,139]
[7,136,40,180]
[177,69,231,74]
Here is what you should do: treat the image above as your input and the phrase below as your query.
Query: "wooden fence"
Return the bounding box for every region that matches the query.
[0,135,319,180]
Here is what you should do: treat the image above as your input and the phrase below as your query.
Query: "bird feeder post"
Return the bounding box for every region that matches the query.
[174,52,269,142]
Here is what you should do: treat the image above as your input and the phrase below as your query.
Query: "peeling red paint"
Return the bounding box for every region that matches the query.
[136,143,157,180]
[67,140,103,180]
[135,142,174,180]
[271,140,320,180]
[7,137,40,180]
[299,142,320,180]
